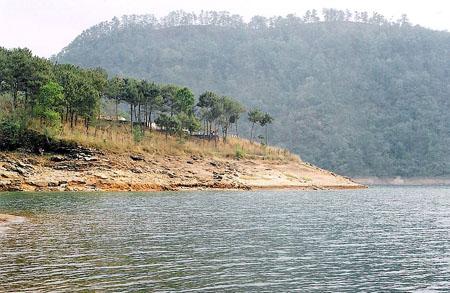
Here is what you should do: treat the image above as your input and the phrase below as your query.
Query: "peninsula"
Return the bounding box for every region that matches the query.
[0,47,363,192]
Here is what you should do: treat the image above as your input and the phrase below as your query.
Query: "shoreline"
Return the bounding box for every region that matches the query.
[354,177,450,186]
[0,151,365,193]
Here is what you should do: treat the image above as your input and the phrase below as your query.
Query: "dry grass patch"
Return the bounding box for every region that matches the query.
[57,122,299,162]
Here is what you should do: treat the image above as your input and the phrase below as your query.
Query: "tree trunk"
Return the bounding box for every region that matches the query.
[250,122,255,143]
[138,104,141,124]
[144,104,148,128]
[85,118,90,134]
[70,111,75,128]
[265,125,268,145]
[149,111,152,132]
[223,126,228,143]
[115,98,119,120]
[12,90,17,110]
[130,103,133,133]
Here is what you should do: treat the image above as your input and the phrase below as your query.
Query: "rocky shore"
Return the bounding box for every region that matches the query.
[0,148,364,192]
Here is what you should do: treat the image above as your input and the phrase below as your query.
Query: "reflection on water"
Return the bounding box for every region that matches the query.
[1,187,450,291]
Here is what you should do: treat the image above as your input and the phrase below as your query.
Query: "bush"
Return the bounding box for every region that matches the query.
[133,125,144,143]
[0,113,28,150]
[235,145,245,160]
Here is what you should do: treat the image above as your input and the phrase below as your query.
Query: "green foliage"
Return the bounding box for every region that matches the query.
[155,113,181,137]
[34,80,64,135]
[133,125,144,143]
[197,91,245,141]
[248,109,264,142]
[248,109,264,124]
[235,145,245,160]
[0,48,52,109]
[36,81,64,110]
[0,112,29,149]
[217,96,246,142]
[177,112,201,135]
[259,113,273,127]
[54,10,450,177]
[54,63,106,128]
[175,87,195,114]
[0,46,256,153]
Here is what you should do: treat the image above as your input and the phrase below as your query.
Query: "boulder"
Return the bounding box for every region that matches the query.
[130,154,145,161]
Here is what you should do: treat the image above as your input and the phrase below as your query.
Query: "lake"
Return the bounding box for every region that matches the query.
[1,187,450,292]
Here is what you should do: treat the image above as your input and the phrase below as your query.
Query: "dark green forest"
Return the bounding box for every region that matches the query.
[54,9,450,177]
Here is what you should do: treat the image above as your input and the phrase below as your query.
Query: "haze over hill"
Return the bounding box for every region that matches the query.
[55,10,450,177]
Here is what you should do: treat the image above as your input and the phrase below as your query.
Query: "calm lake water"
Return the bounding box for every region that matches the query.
[1,187,450,292]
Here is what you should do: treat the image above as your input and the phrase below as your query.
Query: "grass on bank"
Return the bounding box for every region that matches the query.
[0,95,297,162]
[57,122,299,162]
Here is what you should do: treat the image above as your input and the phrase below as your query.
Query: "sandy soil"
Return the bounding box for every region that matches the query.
[0,151,365,192]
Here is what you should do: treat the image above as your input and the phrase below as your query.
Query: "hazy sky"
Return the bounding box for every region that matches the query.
[1,0,449,57]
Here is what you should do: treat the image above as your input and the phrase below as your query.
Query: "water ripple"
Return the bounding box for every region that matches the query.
[1,187,450,291]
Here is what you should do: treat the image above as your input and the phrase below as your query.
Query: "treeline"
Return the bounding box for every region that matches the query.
[0,47,272,144]
[77,9,411,34]
[60,9,412,56]
[0,47,107,135]
[91,8,410,30]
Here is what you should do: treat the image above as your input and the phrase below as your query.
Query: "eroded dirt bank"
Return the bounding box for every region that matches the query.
[0,149,365,192]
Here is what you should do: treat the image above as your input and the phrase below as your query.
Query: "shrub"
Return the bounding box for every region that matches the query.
[0,113,28,150]
[133,125,144,143]
[235,145,245,160]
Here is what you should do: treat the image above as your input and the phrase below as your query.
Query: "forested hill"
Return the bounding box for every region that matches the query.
[55,10,450,177]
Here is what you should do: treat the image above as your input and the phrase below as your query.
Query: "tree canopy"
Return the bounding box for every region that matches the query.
[0,46,248,149]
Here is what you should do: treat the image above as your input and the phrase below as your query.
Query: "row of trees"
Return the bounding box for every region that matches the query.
[105,77,248,142]
[248,109,274,145]
[75,9,411,40]
[105,77,275,143]
[0,47,273,144]
[0,47,107,133]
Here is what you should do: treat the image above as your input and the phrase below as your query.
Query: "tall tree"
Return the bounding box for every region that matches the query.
[248,109,263,143]
[139,80,163,130]
[259,113,274,145]
[123,78,140,132]
[106,76,125,120]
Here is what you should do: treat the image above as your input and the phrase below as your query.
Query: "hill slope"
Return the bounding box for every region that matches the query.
[55,11,450,177]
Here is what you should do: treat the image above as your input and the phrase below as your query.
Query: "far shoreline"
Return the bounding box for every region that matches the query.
[355,177,450,186]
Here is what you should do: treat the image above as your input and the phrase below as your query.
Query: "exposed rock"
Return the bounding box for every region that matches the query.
[130,154,145,161]
[48,181,60,187]
[4,164,28,176]
[50,155,66,162]
[84,156,98,162]
[95,174,109,180]
[0,147,365,192]
[27,180,48,188]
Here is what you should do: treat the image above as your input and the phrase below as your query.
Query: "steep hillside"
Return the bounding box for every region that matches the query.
[55,11,450,177]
